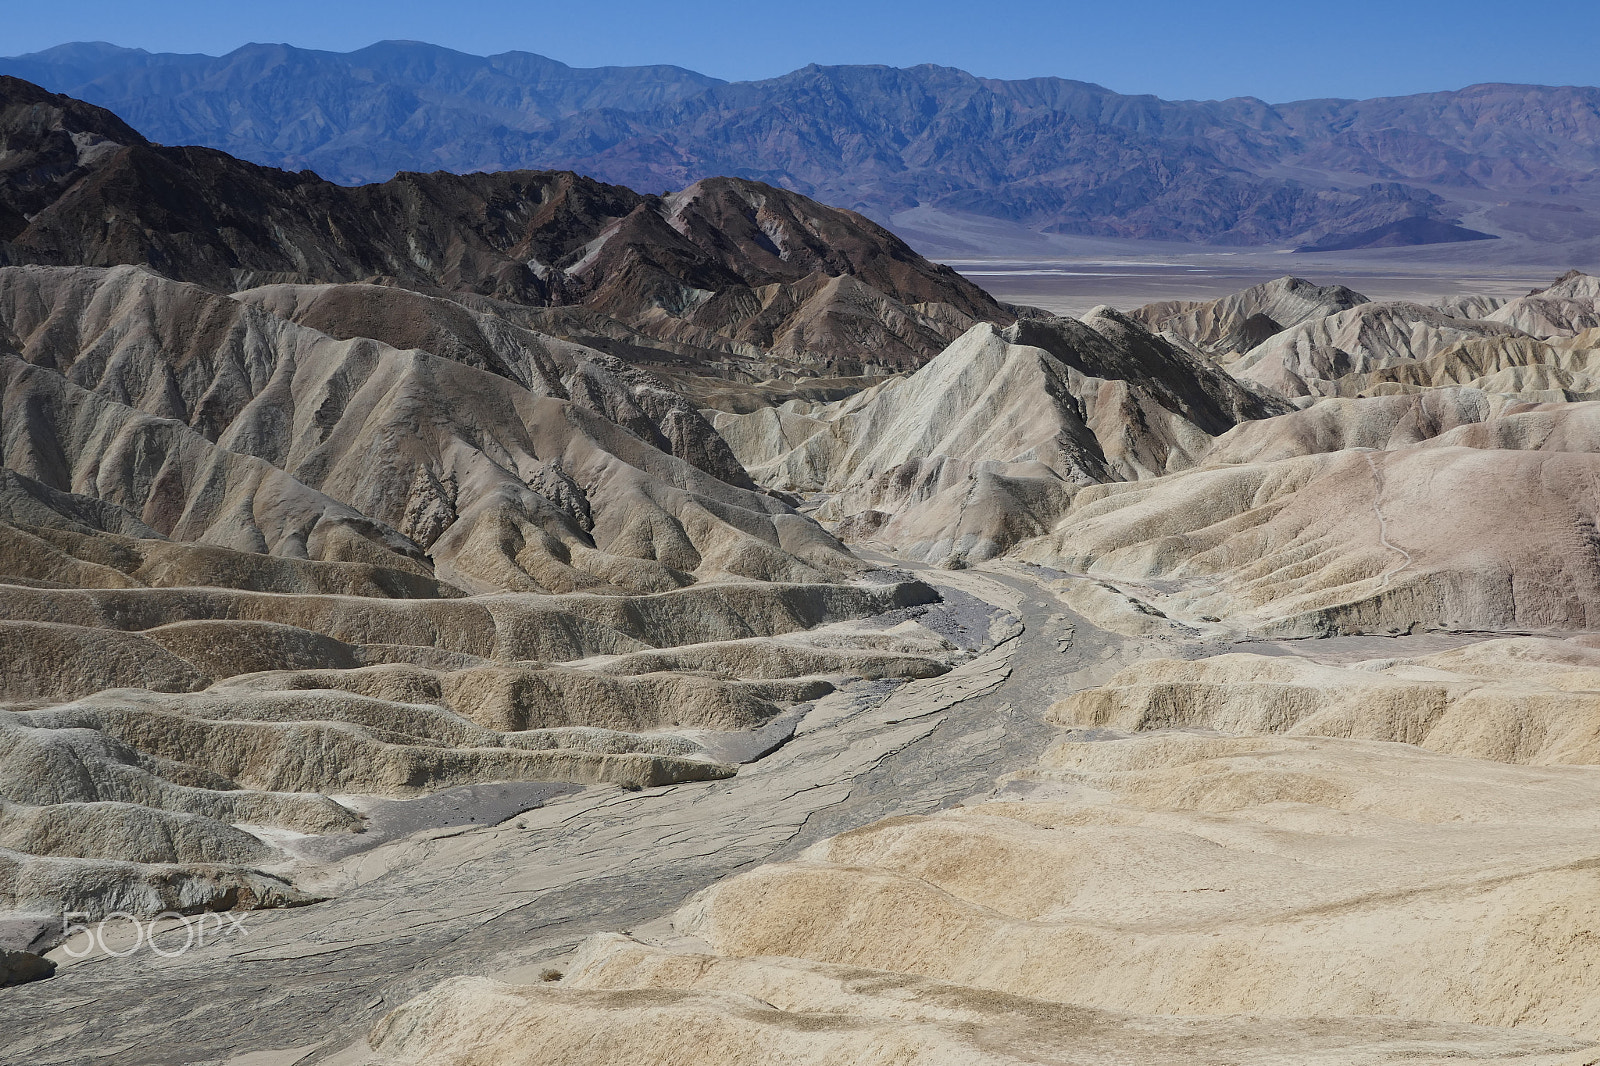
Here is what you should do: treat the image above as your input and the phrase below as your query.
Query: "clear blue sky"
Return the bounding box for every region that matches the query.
[5,0,1598,102]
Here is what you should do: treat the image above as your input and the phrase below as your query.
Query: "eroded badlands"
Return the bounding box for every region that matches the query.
[3,134,1600,1064]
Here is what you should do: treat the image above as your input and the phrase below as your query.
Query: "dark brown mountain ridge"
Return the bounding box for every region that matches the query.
[0,76,1007,390]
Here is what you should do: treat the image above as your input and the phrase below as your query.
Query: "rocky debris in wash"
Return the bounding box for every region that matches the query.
[0,573,944,921]
[15,519,1600,1062]
[364,632,1600,1063]
[0,947,54,987]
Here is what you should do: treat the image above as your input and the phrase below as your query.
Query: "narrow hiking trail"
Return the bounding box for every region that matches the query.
[1365,450,1414,588]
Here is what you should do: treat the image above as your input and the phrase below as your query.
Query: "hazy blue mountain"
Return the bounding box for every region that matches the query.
[7,41,1599,248]
[0,41,724,183]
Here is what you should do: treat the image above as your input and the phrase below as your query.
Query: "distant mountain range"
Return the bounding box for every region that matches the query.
[5,41,1600,250]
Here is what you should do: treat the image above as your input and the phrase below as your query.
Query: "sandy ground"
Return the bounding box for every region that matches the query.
[0,555,1519,1065]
